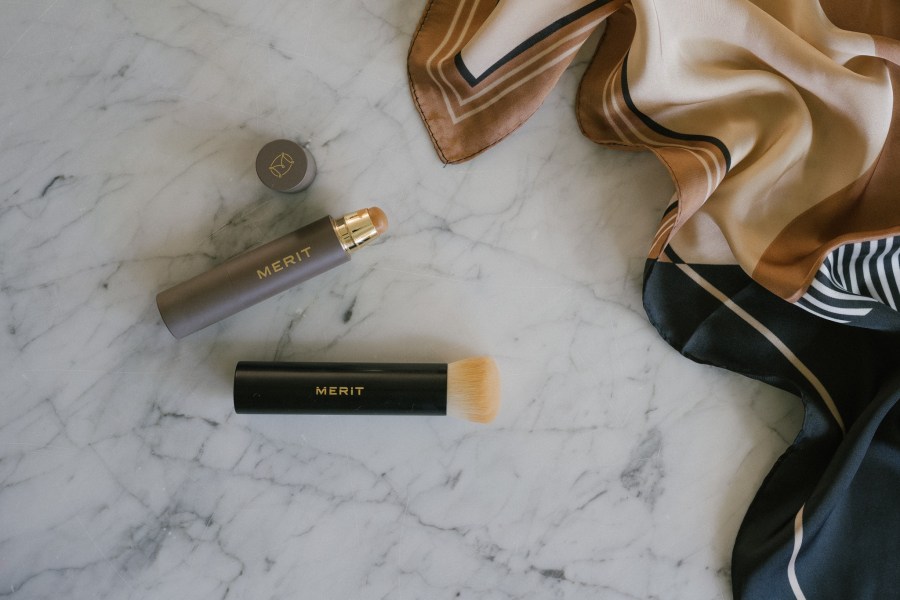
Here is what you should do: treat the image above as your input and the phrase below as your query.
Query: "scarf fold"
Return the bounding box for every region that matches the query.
[409,1,900,597]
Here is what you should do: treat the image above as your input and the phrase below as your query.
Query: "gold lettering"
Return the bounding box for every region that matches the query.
[256,249,310,278]
[313,385,365,396]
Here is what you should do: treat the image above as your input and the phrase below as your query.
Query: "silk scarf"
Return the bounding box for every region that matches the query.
[408,1,900,597]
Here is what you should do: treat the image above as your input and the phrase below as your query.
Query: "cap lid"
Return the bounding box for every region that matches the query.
[255,139,317,193]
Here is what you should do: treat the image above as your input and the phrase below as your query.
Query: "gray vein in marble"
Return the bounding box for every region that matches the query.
[620,428,665,508]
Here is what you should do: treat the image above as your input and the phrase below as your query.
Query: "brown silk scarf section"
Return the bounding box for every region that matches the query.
[408,0,625,163]
[407,0,900,308]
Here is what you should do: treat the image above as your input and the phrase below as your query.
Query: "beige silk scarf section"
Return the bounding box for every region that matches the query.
[408,0,900,305]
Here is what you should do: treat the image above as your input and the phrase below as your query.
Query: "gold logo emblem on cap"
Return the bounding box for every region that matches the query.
[269,152,294,179]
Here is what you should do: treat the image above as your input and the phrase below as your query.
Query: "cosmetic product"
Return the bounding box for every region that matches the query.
[256,139,316,193]
[234,356,501,423]
[157,207,388,338]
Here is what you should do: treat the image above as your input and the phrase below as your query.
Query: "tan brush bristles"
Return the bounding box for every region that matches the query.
[446,356,501,423]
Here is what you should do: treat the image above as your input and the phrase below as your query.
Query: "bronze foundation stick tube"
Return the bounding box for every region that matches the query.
[156,207,388,338]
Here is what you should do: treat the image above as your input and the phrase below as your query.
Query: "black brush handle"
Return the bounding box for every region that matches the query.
[234,361,448,415]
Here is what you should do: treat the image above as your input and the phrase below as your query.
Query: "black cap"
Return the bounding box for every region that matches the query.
[255,139,317,193]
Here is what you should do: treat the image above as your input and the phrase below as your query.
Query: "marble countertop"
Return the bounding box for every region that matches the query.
[0,1,803,598]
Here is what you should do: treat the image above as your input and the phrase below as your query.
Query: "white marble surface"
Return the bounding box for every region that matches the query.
[0,1,804,598]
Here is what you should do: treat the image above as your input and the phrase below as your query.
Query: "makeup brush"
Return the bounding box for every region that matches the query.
[234,356,501,423]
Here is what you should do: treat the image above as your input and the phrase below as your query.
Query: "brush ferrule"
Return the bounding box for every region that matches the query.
[234,362,448,415]
[332,209,380,254]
